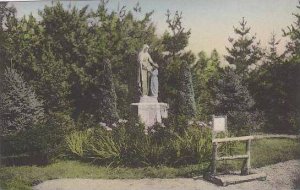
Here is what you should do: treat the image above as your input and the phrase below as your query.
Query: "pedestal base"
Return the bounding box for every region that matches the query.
[131,96,168,128]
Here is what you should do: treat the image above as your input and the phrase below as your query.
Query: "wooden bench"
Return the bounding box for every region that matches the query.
[211,135,253,176]
[203,115,266,186]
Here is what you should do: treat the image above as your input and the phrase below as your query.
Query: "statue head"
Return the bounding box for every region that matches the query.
[142,44,149,53]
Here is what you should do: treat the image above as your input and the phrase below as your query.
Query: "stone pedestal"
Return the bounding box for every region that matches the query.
[131,96,168,128]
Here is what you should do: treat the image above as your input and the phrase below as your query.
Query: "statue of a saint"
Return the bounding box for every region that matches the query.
[137,44,158,96]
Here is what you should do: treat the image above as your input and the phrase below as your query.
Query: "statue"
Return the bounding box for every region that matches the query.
[137,44,159,97]
[150,67,158,97]
[131,44,168,128]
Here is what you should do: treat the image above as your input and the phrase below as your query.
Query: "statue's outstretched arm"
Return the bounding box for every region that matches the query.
[148,56,159,68]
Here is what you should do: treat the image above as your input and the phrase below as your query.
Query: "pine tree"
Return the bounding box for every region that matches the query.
[277,1,300,133]
[0,68,44,136]
[160,10,196,119]
[178,60,197,119]
[212,68,257,134]
[162,10,191,56]
[252,34,295,133]
[283,1,300,60]
[225,17,263,77]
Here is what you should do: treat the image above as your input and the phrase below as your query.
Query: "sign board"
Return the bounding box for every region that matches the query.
[212,115,227,132]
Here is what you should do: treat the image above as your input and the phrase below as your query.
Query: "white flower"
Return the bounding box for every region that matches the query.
[104,126,112,131]
[144,129,148,135]
[118,119,128,123]
[196,121,207,127]
[188,120,194,125]
[112,123,117,127]
[99,122,107,127]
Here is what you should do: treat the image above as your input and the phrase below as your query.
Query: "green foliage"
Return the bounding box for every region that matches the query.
[170,126,212,165]
[192,50,221,120]
[37,113,76,159]
[88,2,159,118]
[0,2,15,71]
[160,10,196,119]
[178,60,197,119]
[97,59,119,124]
[4,7,75,114]
[251,138,300,167]
[283,1,300,61]
[1,138,300,189]
[2,112,75,161]
[280,2,300,132]
[249,1,300,133]
[212,68,260,134]
[66,130,89,158]
[216,138,300,172]
[66,121,212,167]
[1,2,158,122]
[162,10,191,56]
[250,33,300,133]
[0,2,15,29]
[0,68,44,136]
[0,0,299,171]
[225,17,263,77]
[0,160,209,189]
[89,129,122,164]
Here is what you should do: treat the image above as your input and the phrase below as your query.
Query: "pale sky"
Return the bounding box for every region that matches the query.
[10,0,298,56]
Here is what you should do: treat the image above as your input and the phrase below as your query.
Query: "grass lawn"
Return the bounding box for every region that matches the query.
[0,138,299,190]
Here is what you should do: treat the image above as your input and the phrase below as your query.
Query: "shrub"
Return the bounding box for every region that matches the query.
[66,130,89,158]
[2,112,75,164]
[170,126,212,165]
[39,112,76,160]
[66,120,212,167]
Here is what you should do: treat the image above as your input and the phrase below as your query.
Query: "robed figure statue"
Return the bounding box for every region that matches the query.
[137,44,159,97]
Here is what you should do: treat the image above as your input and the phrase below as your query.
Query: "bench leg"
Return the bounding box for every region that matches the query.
[241,139,251,175]
[211,142,218,175]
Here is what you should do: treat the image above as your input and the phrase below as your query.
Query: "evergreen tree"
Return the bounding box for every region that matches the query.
[178,60,197,119]
[160,10,196,118]
[212,67,257,134]
[94,59,119,124]
[225,17,263,78]
[278,1,300,133]
[4,5,76,115]
[0,2,15,71]
[192,49,221,121]
[249,34,283,132]
[89,2,159,118]
[251,1,300,133]
[0,68,44,136]
[162,10,190,56]
[39,4,90,115]
[283,1,300,60]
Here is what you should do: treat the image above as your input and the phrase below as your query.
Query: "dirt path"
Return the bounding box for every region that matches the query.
[33,160,300,190]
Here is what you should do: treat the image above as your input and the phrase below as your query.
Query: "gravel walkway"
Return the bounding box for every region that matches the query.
[34,160,300,190]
